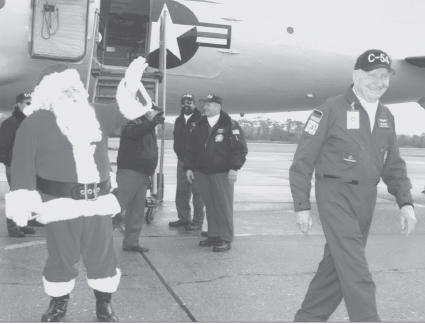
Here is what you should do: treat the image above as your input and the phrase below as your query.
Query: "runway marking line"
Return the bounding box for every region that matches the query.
[3,240,46,250]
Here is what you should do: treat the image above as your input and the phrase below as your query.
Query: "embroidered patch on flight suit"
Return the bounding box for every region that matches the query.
[217,129,224,133]
[215,134,224,142]
[343,152,357,164]
[304,109,323,135]
[377,119,390,128]
[232,129,240,135]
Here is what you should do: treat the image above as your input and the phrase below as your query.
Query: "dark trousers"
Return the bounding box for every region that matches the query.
[198,172,234,242]
[115,169,150,249]
[294,180,380,322]
[175,160,205,225]
[5,166,19,231]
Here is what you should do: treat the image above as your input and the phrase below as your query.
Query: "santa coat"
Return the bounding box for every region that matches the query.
[5,71,150,296]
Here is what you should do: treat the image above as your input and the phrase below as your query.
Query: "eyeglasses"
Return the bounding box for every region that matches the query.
[182,101,193,105]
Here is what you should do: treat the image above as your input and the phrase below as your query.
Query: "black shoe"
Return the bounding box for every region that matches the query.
[41,294,69,322]
[94,290,119,322]
[169,220,190,227]
[201,231,208,237]
[27,219,45,227]
[8,228,25,238]
[20,226,36,235]
[123,245,149,253]
[213,241,232,252]
[199,238,221,247]
[185,224,202,231]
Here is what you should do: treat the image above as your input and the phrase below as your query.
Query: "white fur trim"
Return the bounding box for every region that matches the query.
[87,268,121,293]
[110,172,118,189]
[43,277,75,297]
[36,193,120,224]
[116,79,151,120]
[5,190,43,227]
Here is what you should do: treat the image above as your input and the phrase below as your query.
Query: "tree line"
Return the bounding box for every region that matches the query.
[157,116,425,148]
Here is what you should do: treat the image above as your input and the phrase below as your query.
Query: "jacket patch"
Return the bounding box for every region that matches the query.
[232,129,240,135]
[215,134,224,142]
[217,129,224,133]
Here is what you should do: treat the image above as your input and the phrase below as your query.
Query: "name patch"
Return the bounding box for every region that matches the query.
[377,119,389,128]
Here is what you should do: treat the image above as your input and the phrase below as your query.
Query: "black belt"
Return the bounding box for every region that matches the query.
[316,174,359,185]
[36,176,111,201]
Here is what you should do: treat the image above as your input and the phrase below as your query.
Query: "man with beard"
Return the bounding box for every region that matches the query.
[0,93,38,237]
[169,94,205,232]
[5,57,152,322]
[114,105,165,253]
[289,49,417,322]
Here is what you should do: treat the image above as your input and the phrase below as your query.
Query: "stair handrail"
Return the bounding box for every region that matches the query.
[93,8,107,68]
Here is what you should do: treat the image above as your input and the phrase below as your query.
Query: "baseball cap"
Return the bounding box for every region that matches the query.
[16,93,32,103]
[199,94,222,105]
[354,49,395,74]
[181,94,194,102]
[37,63,70,85]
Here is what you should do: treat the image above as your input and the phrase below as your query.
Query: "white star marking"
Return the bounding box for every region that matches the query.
[149,3,196,61]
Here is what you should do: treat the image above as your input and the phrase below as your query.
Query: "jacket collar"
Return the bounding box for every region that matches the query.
[12,106,27,123]
[178,107,202,120]
[345,84,387,113]
[198,110,231,127]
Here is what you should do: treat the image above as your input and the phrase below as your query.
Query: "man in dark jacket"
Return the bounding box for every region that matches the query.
[169,94,205,231]
[185,94,248,252]
[114,105,165,253]
[0,93,36,237]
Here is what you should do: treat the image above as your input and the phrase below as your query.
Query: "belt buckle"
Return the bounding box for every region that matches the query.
[83,183,98,201]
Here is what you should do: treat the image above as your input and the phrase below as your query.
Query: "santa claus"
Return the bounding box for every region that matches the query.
[5,57,152,322]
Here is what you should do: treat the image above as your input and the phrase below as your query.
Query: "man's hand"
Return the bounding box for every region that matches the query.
[125,57,148,93]
[151,111,165,125]
[400,205,416,237]
[186,170,195,184]
[228,169,237,185]
[296,210,313,236]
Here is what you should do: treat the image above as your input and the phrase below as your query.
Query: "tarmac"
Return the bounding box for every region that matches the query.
[0,140,424,322]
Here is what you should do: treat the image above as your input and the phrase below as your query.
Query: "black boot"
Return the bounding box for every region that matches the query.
[94,290,119,322]
[41,294,70,322]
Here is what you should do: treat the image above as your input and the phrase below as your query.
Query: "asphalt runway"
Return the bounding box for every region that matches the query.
[0,140,424,322]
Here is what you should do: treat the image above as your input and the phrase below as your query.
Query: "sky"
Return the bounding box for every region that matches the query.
[230,102,425,136]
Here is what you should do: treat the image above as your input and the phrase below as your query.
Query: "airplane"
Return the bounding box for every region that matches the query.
[1,0,425,118]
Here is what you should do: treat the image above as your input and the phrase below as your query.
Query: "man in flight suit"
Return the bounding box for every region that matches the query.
[289,49,417,322]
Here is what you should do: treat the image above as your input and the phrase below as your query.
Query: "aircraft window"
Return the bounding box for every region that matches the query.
[0,0,5,10]
[97,0,150,67]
